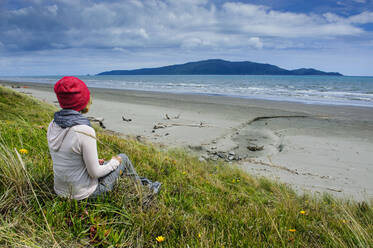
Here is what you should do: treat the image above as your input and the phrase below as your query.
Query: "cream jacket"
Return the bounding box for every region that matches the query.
[47,121,119,200]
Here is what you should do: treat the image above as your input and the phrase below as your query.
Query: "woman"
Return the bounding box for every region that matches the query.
[47,76,159,200]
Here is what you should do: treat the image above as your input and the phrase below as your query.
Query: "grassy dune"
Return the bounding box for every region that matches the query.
[0,86,372,247]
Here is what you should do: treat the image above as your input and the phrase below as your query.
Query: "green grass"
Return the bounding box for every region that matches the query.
[0,85,372,247]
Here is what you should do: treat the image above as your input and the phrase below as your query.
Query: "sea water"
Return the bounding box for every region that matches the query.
[2,75,373,107]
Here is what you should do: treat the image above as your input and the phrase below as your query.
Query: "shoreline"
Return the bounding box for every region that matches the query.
[2,80,373,201]
[2,78,373,109]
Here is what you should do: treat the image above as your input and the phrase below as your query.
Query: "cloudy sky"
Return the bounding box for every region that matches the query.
[1,0,373,76]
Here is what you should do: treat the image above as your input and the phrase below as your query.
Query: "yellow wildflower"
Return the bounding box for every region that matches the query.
[182,171,187,175]
[156,236,165,243]
[237,179,240,182]
[300,210,306,215]
[198,233,201,238]
[288,229,296,232]
[19,149,28,154]
[342,220,347,224]
[232,179,236,183]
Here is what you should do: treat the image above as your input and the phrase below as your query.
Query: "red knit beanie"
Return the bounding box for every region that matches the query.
[54,76,90,112]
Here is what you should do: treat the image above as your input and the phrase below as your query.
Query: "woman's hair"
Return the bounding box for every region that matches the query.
[80,96,92,114]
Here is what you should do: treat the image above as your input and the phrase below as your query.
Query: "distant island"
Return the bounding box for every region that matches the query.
[97,59,343,76]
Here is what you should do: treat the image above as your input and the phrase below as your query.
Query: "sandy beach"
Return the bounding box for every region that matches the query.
[2,80,373,201]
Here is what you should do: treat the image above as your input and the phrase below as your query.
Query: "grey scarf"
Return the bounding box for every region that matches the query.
[54,109,91,128]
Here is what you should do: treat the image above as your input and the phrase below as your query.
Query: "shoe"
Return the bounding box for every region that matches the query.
[140,177,161,194]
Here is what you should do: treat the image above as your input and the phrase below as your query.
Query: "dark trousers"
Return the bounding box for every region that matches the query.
[89,153,140,198]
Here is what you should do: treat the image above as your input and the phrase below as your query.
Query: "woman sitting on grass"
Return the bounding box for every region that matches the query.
[47,76,160,200]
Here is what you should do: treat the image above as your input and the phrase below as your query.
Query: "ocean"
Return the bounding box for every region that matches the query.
[2,75,373,107]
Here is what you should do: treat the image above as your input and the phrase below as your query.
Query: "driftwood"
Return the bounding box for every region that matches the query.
[164,113,181,120]
[326,187,342,193]
[153,122,208,130]
[87,117,106,129]
[247,145,264,151]
[122,115,132,122]
[153,123,168,129]
[87,117,104,122]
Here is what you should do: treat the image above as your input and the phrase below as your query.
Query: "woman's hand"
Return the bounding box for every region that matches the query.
[112,155,122,164]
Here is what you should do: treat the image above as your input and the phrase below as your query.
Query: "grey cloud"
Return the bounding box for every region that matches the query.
[1,0,370,54]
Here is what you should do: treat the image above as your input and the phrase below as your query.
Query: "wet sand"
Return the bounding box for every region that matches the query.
[2,80,373,201]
